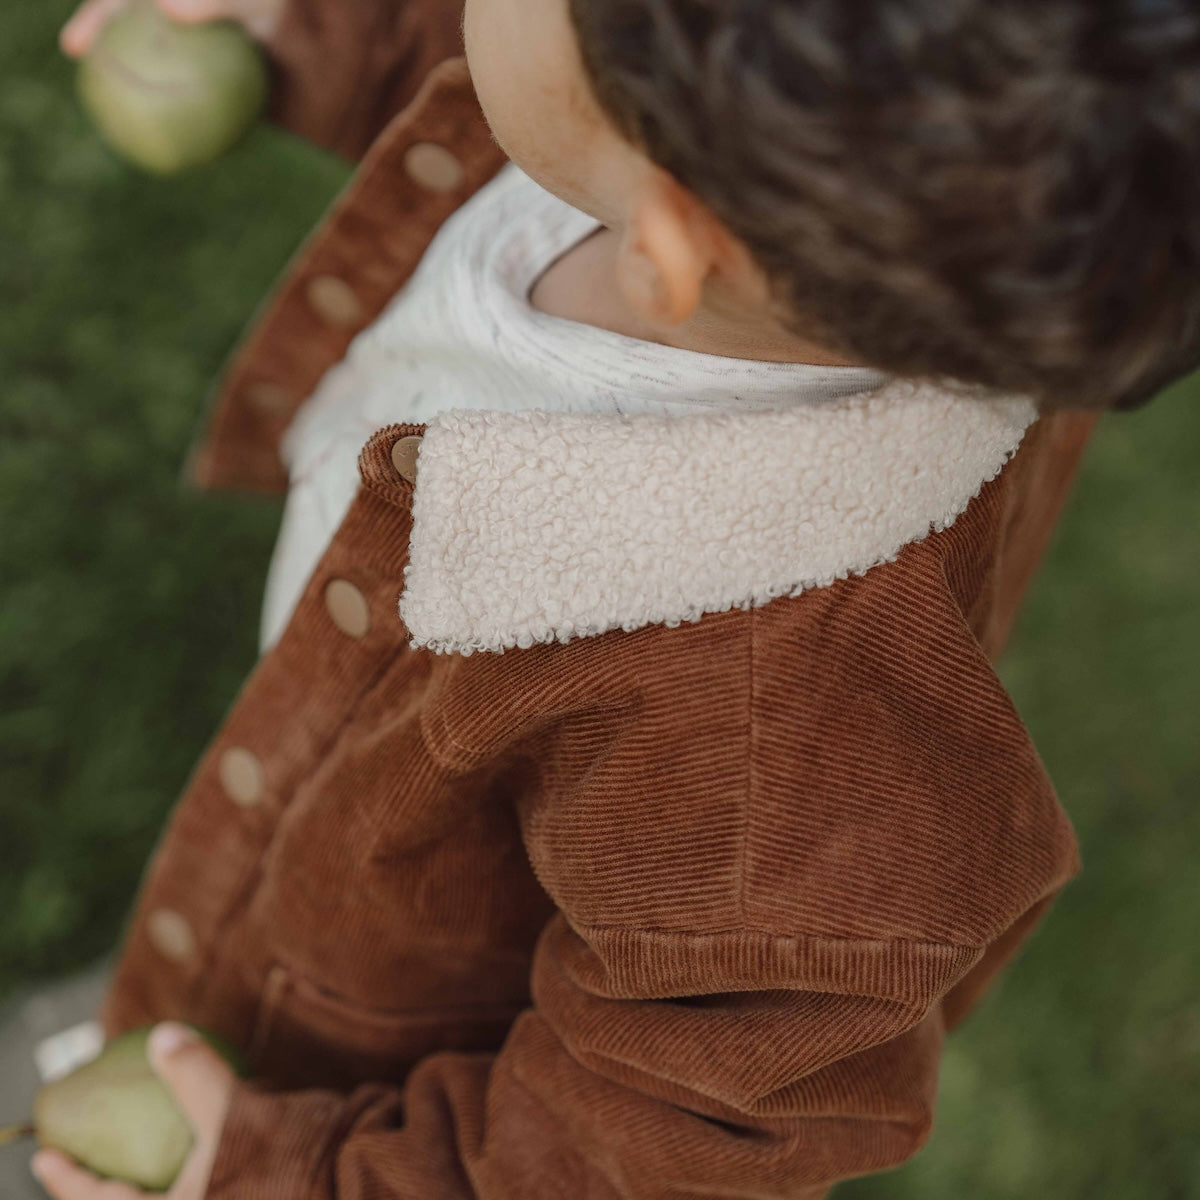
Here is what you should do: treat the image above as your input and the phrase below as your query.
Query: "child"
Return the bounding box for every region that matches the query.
[42,0,1196,1197]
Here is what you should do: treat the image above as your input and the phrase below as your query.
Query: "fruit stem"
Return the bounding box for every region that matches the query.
[0,1123,34,1147]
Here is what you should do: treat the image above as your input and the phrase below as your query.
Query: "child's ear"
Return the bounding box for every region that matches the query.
[616,170,728,327]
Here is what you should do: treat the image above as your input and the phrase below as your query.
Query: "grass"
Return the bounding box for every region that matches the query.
[1,3,1197,1196]
[0,2,345,987]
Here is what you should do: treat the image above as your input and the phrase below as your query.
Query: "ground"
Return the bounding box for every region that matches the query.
[0,3,1198,1197]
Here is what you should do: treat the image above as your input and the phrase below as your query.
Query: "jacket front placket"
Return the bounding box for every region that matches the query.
[185,56,506,497]
[105,56,507,1040]
[101,424,427,1039]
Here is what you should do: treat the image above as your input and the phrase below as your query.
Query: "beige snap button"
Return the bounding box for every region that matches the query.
[245,381,293,415]
[219,747,265,809]
[390,435,422,485]
[148,909,196,964]
[325,579,371,639]
[307,275,365,327]
[404,142,465,193]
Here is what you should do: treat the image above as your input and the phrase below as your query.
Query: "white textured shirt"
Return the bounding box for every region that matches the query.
[260,164,888,653]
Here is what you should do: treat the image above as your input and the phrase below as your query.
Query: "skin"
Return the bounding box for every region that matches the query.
[465,0,862,365]
[41,0,861,1194]
[59,0,285,54]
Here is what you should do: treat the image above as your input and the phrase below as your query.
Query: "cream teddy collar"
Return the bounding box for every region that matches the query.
[397,379,1037,655]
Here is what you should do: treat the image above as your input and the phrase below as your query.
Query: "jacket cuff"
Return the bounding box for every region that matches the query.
[206,1079,344,1199]
[263,0,464,161]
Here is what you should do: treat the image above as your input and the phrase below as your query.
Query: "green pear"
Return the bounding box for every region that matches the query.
[30,1026,245,1193]
[77,0,268,175]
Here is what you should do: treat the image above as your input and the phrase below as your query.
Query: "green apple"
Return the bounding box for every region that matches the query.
[31,1026,246,1192]
[77,0,268,175]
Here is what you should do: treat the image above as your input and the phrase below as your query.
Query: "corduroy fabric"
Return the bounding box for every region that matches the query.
[99,7,1108,1195]
[104,413,1090,1199]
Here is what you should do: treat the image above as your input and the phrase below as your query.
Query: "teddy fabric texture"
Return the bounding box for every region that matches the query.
[101,3,1105,1198]
[399,384,1034,655]
[261,163,887,652]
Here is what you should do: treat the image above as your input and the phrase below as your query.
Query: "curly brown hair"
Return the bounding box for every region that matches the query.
[568,0,1200,411]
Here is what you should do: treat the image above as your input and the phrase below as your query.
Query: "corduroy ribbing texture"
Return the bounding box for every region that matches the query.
[104,412,1095,1199]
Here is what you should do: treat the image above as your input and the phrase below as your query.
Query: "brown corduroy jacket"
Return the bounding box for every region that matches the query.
[102,3,1101,1197]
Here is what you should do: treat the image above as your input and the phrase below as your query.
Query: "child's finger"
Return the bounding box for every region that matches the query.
[156,0,241,23]
[30,1149,146,1200]
[157,0,284,39]
[147,1024,236,1140]
[58,0,129,58]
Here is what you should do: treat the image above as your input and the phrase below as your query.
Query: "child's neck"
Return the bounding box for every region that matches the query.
[530,225,863,367]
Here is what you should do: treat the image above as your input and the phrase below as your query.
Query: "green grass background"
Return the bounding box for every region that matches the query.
[1,3,1197,1196]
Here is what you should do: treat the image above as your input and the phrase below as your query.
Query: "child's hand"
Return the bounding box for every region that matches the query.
[30,1024,236,1200]
[60,0,285,57]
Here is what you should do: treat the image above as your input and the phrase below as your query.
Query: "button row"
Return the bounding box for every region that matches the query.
[304,141,464,330]
[148,575,367,958]
[154,446,423,963]
[249,141,465,425]
[149,579,375,965]
[209,440,421,809]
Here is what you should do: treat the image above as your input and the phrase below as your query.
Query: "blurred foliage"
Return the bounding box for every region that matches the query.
[0,2,1197,1197]
[0,3,349,985]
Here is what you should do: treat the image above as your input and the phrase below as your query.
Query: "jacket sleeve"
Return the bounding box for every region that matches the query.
[204,915,1058,1200]
[262,0,465,160]
[203,569,1082,1199]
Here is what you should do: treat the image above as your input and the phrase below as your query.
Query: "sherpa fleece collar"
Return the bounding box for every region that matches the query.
[398,379,1038,655]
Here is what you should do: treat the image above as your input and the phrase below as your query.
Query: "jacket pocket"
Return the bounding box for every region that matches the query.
[249,964,526,1091]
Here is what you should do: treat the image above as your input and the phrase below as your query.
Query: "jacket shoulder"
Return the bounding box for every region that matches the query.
[425,544,1080,948]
